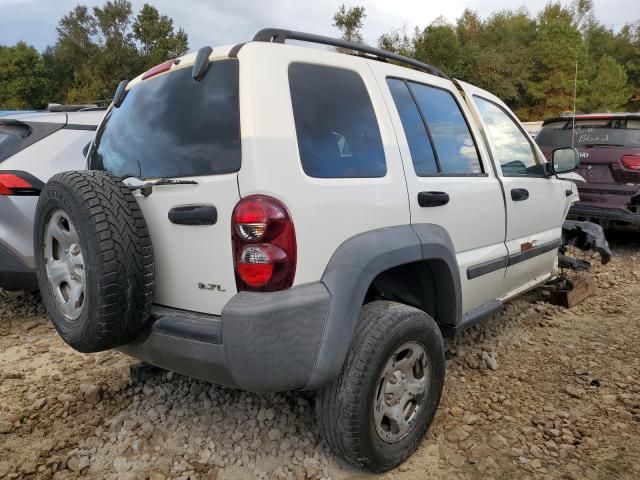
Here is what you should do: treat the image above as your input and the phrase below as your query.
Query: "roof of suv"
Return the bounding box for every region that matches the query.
[127,28,451,92]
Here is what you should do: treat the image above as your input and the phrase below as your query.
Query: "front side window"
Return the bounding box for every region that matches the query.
[474,96,545,177]
[89,59,241,179]
[289,63,386,178]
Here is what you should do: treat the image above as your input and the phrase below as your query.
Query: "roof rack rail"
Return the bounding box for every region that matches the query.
[252,28,450,80]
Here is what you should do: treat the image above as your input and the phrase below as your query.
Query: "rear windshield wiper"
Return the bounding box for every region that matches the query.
[125,177,198,197]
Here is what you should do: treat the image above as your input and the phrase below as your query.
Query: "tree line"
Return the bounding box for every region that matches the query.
[335,0,639,120]
[1,1,638,120]
[0,0,188,109]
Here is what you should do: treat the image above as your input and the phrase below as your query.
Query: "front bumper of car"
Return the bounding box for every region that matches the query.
[118,282,332,393]
[567,204,640,231]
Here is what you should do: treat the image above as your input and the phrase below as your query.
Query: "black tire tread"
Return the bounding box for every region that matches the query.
[35,170,154,352]
[316,301,444,471]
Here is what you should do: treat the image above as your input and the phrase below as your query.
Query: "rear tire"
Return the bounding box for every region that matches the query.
[316,301,445,472]
[34,171,154,352]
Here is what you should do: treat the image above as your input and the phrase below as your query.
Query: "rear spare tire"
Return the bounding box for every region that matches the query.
[34,171,154,352]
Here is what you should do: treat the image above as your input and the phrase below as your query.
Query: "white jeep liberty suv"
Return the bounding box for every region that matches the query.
[33,29,581,471]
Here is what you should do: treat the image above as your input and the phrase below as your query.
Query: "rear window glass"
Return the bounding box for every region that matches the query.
[536,118,640,148]
[89,60,241,179]
[0,122,31,162]
[288,63,386,178]
[0,120,62,163]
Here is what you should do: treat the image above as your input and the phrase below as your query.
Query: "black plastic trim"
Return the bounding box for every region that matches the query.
[193,46,213,80]
[150,306,221,344]
[507,239,562,267]
[467,256,508,280]
[253,28,450,79]
[305,224,460,390]
[441,300,504,336]
[0,242,37,290]
[63,124,97,131]
[228,42,246,58]
[168,204,217,226]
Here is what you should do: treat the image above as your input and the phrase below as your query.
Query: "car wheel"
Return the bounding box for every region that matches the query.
[34,170,154,352]
[316,300,445,472]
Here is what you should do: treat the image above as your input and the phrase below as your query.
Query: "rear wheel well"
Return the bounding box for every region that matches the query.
[364,260,457,331]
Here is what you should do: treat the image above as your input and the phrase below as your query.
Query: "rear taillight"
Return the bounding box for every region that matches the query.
[232,195,296,292]
[622,155,640,171]
[0,172,41,196]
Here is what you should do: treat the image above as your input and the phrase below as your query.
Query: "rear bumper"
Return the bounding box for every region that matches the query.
[119,282,331,393]
[0,242,37,290]
[567,204,640,231]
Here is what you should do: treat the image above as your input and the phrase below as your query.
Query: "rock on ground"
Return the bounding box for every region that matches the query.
[1,234,640,479]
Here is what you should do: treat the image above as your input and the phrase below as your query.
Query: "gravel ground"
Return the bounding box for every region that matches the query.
[1,234,639,480]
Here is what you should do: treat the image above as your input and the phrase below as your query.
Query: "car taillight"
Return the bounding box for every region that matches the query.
[0,172,41,196]
[621,155,640,171]
[232,195,296,292]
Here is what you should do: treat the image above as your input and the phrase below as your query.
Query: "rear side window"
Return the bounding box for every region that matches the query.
[0,122,30,162]
[535,117,640,148]
[288,63,386,178]
[89,60,241,179]
[387,78,482,175]
[0,120,62,163]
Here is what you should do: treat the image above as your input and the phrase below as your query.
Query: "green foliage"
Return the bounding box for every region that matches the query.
[0,1,189,109]
[368,3,639,119]
[586,55,630,111]
[333,4,366,44]
[0,42,53,109]
[133,4,189,69]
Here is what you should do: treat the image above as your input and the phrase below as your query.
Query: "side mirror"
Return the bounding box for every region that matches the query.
[551,147,579,174]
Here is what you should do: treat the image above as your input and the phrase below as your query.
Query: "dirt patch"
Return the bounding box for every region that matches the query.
[1,236,639,480]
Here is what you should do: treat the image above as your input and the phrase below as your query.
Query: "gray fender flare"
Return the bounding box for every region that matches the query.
[304,224,460,390]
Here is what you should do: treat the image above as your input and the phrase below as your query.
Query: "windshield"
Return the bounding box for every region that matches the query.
[536,118,640,148]
[89,59,241,179]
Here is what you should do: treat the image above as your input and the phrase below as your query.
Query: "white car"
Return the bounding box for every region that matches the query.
[0,109,105,290]
[32,29,583,471]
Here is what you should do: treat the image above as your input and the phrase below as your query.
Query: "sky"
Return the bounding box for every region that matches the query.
[0,0,638,52]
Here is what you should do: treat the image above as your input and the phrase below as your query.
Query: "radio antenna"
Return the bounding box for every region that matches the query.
[571,60,578,148]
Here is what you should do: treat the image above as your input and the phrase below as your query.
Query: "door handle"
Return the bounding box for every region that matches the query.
[418,191,450,207]
[511,188,529,201]
[168,204,217,225]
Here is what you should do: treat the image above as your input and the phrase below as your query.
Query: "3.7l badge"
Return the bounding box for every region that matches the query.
[198,283,226,292]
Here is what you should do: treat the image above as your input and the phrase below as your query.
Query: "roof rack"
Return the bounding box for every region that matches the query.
[252,28,450,80]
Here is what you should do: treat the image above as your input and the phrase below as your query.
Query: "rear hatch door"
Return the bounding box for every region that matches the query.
[89,58,241,315]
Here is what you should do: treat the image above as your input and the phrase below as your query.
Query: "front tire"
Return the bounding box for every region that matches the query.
[316,301,445,472]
